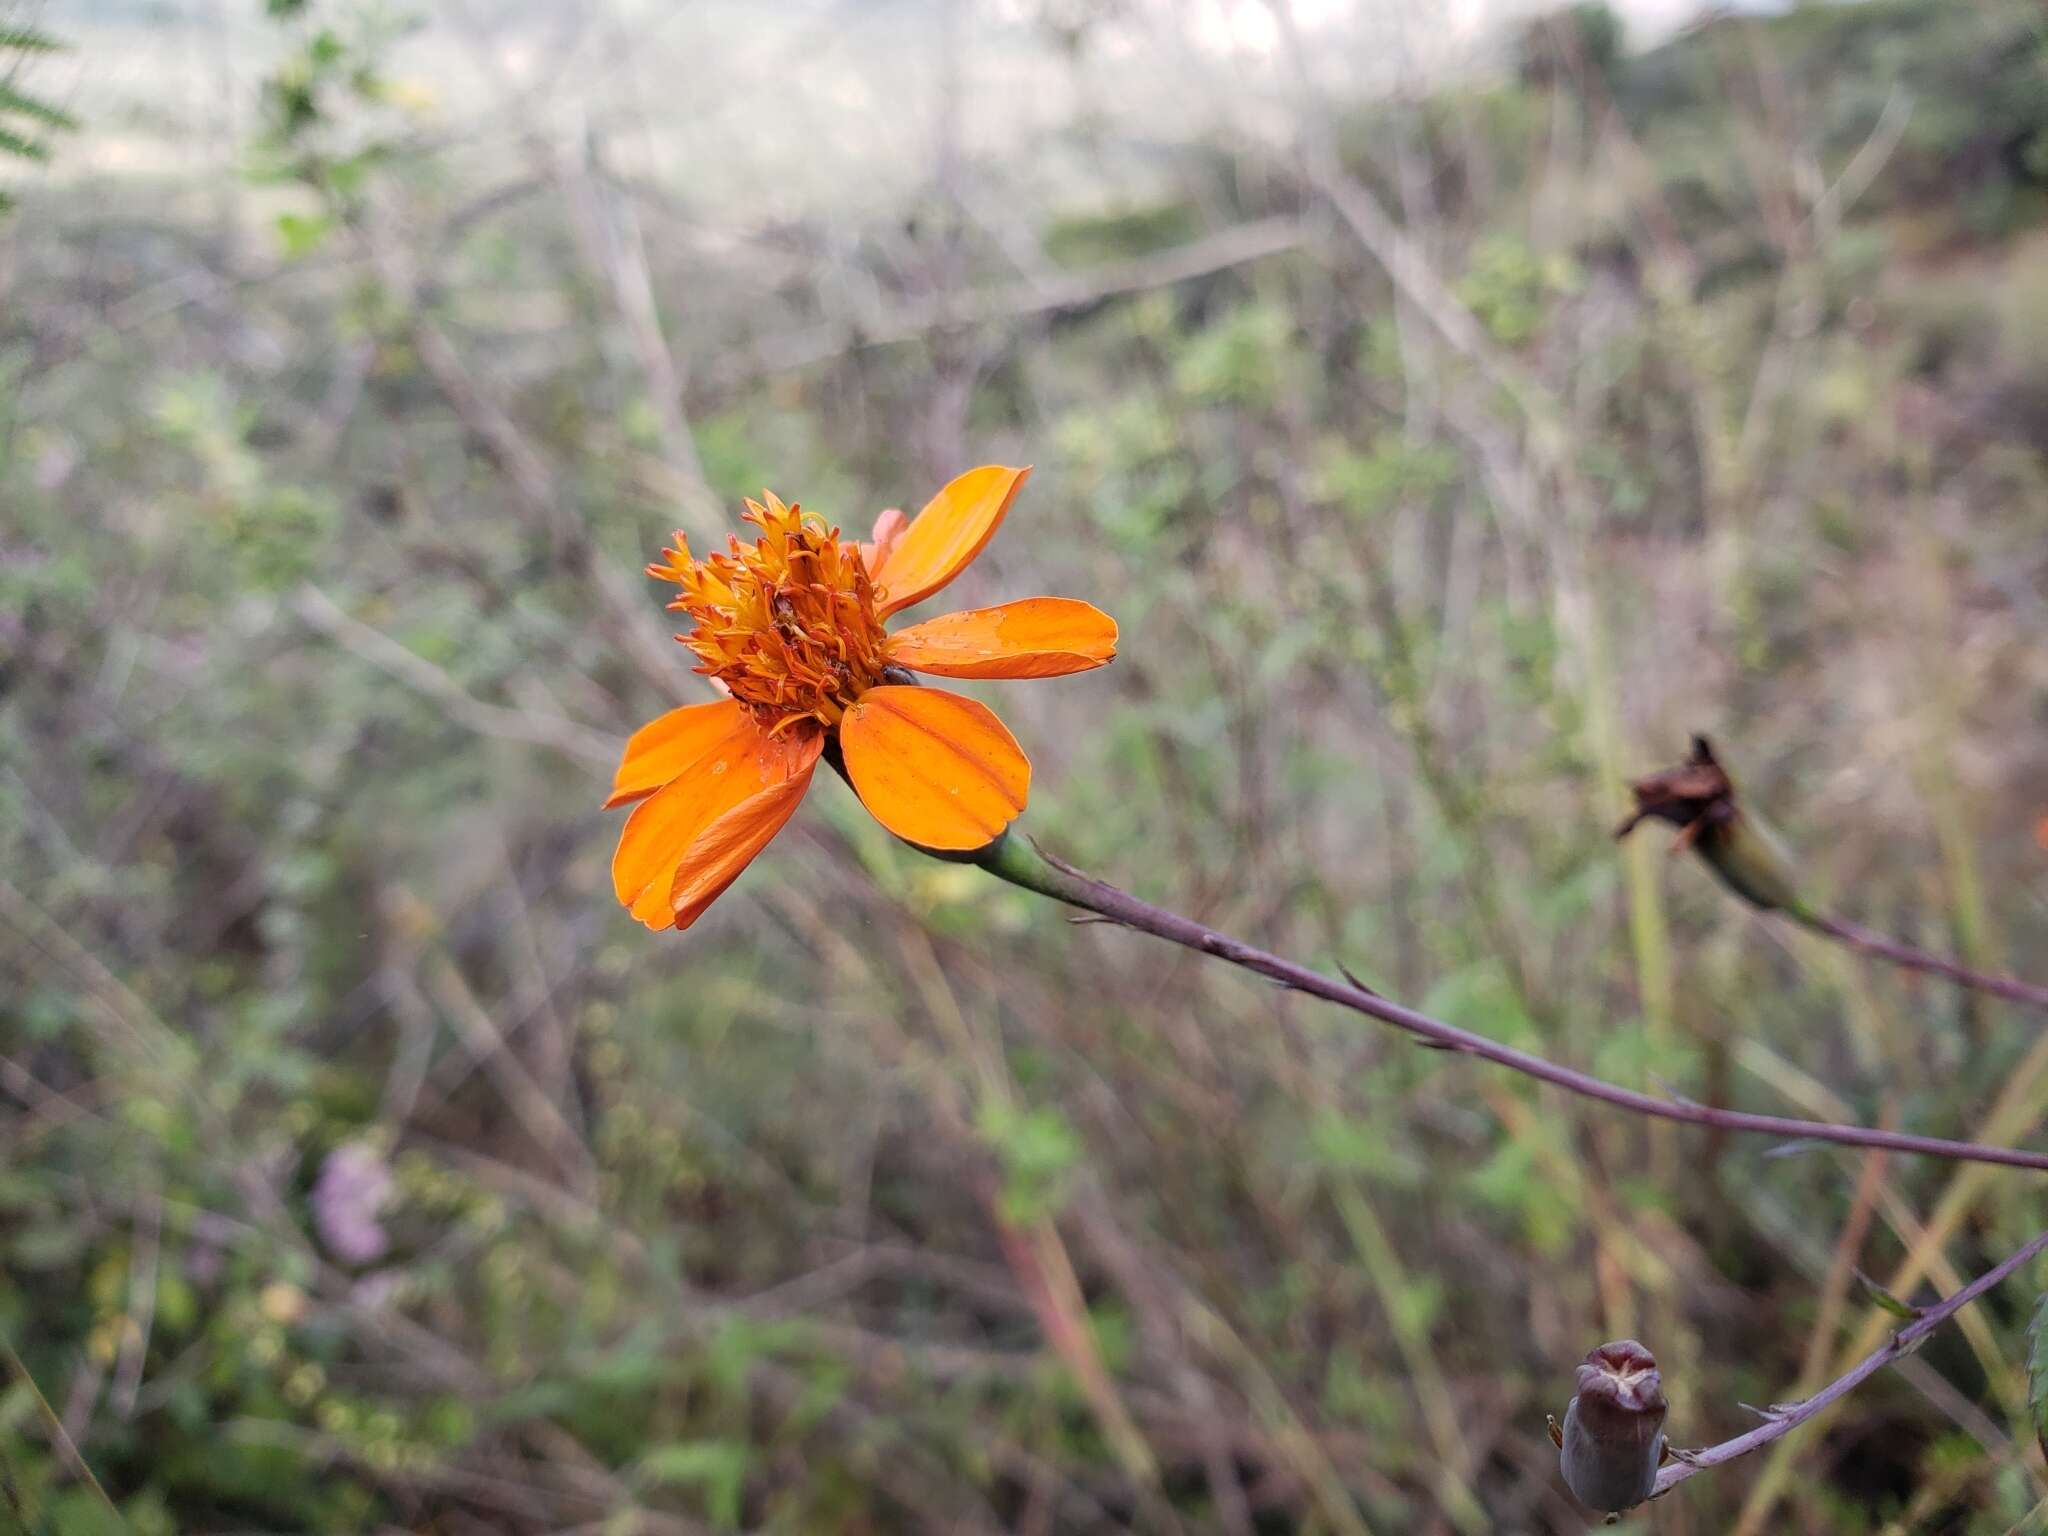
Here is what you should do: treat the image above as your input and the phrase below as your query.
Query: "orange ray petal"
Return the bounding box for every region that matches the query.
[859,505,909,577]
[612,718,822,928]
[840,685,1030,850]
[884,597,1118,680]
[668,765,817,930]
[874,465,1031,618]
[604,698,750,810]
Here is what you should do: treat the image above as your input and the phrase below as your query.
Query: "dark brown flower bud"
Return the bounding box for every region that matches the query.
[1616,736,1809,916]
[1557,1339,1667,1514]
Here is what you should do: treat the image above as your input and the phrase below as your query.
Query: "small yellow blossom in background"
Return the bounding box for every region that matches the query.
[379,79,439,116]
[609,466,1117,930]
[259,1280,309,1326]
[87,1317,141,1367]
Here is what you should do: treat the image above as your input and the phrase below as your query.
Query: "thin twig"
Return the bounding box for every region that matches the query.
[111,1190,161,1418]
[418,944,598,1197]
[351,215,688,698]
[968,836,2048,1173]
[559,132,719,525]
[1799,910,2048,1015]
[1653,1227,2048,1494]
[1807,87,1915,248]
[705,216,1311,388]
[0,1334,120,1517]
[1261,0,1555,432]
[293,583,622,769]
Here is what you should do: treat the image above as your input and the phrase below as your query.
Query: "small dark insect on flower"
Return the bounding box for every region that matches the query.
[1616,735,1809,916]
[1547,1339,1669,1517]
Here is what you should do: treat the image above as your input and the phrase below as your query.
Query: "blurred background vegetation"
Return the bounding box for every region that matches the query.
[5,0,2048,1530]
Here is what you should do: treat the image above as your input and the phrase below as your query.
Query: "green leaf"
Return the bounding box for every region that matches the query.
[786,1359,850,1433]
[1307,1110,1420,1187]
[702,1315,808,1398]
[634,1440,749,1528]
[979,1102,1081,1223]
[0,84,75,132]
[48,1488,126,1536]
[1855,1269,1924,1322]
[0,27,62,53]
[275,210,335,259]
[0,125,48,162]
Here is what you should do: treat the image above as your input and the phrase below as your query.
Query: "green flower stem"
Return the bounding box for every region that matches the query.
[965,832,2048,1173]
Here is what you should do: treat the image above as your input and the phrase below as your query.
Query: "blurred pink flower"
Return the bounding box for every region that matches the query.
[312,1142,394,1265]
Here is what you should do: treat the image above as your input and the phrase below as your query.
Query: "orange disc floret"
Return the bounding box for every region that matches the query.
[651,493,891,729]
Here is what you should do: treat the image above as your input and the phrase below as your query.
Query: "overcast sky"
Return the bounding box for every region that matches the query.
[54,0,1801,203]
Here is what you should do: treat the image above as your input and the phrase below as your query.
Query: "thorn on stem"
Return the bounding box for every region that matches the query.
[1027,835,1089,881]
[1337,961,1382,998]
[1649,1075,1700,1108]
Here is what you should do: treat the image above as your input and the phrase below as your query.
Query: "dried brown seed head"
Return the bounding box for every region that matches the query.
[1616,736,1808,915]
[1616,736,1734,842]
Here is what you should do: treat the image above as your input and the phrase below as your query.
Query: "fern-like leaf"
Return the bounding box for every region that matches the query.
[0,27,62,53]
[0,83,75,131]
[0,123,48,161]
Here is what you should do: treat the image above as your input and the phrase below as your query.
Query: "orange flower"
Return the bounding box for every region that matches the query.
[608,466,1117,930]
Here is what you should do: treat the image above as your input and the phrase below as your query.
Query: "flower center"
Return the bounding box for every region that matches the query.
[651,494,890,729]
